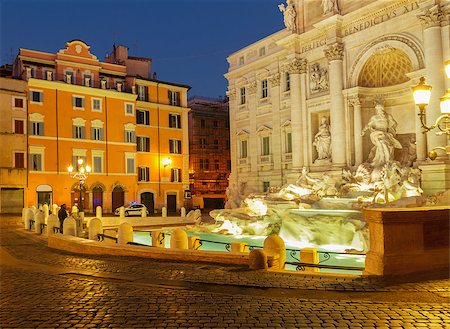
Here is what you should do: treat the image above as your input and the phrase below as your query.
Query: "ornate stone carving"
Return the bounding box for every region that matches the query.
[278,0,297,33]
[417,4,444,28]
[325,42,344,61]
[348,96,361,107]
[268,73,281,87]
[309,63,329,93]
[321,0,339,15]
[247,81,257,94]
[226,88,236,101]
[282,58,307,74]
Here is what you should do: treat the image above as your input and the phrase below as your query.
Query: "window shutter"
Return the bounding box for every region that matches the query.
[72,126,76,138]
[146,167,150,181]
[168,90,171,104]
[39,123,44,136]
[178,169,182,182]
[177,140,182,153]
[100,128,104,141]
[145,86,148,101]
[169,139,173,152]
[81,127,86,139]
[91,127,95,140]
[82,98,85,108]
[146,138,150,152]
[170,168,174,182]
[136,137,140,151]
[124,131,127,142]
[145,111,149,125]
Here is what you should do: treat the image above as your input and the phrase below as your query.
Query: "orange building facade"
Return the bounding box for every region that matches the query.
[13,40,190,214]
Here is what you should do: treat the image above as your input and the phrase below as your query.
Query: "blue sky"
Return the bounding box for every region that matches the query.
[0,0,283,98]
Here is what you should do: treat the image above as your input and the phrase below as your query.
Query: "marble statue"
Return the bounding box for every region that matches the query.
[278,0,296,32]
[310,63,329,92]
[321,0,338,15]
[313,116,332,161]
[361,104,402,167]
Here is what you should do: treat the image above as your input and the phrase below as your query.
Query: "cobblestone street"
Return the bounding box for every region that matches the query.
[1,215,449,328]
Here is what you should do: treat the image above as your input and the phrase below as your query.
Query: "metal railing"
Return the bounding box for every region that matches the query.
[97,233,118,243]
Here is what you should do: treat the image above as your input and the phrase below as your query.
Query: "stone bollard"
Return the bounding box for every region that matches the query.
[180,207,186,218]
[96,206,102,219]
[230,242,248,253]
[141,206,147,217]
[151,230,165,248]
[22,208,27,224]
[119,206,125,218]
[47,214,59,235]
[34,211,45,234]
[249,249,268,270]
[162,207,167,217]
[118,222,133,245]
[25,208,34,230]
[170,228,188,249]
[188,236,201,250]
[263,234,286,270]
[52,204,59,215]
[300,248,319,273]
[88,218,103,241]
[42,204,49,222]
[63,216,77,236]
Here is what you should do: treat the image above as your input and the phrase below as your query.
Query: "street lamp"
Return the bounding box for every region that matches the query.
[412,61,450,160]
[68,158,91,212]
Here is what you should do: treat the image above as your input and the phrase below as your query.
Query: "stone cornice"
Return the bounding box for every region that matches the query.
[268,73,281,87]
[325,42,344,62]
[226,89,236,100]
[247,81,257,94]
[282,58,307,74]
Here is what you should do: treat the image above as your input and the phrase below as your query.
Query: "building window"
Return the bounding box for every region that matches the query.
[30,91,43,103]
[137,136,150,152]
[92,127,103,141]
[14,152,25,169]
[285,72,290,91]
[240,87,246,105]
[92,155,103,173]
[213,139,219,150]
[286,132,292,153]
[64,71,74,84]
[240,140,248,158]
[14,120,24,134]
[72,96,85,109]
[262,136,270,155]
[169,114,181,128]
[73,125,85,139]
[261,79,268,98]
[83,74,93,87]
[169,139,182,154]
[14,97,24,109]
[125,103,134,116]
[200,159,209,170]
[200,119,205,128]
[259,47,266,56]
[171,168,182,182]
[29,153,42,171]
[213,120,218,128]
[126,156,135,174]
[72,155,87,171]
[138,167,150,182]
[168,90,180,106]
[263,181,270,192]
[92,98,102,112]
[214,159,219,170]
[137,85,148,101]
[125,130,136,143]
[239,56,244,65]
[200,138,206,149]
[30,122,44,136]
[136,109,150,125]
[26,66,36,78]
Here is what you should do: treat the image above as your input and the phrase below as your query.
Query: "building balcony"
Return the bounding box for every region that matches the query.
[258,154,272,164]
[283,153,292,163]
[238,157,249,166]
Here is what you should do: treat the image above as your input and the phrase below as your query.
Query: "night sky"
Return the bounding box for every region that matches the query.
[0,0,284,98]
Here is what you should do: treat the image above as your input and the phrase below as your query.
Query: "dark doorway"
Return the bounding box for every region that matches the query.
[141,192,154,214]
[204,198,225,209]
[71,185,88,212]
[37,192,51,207]
[167,194,177,213]
[92,186,103,210]
[112,185,125,212]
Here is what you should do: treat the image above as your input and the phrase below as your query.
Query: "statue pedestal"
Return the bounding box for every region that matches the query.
[418,162,450,195]
[363,206,449,277]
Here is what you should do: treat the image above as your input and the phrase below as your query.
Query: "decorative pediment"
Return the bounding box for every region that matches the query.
[236,129,249,137]
[256,125,272,134]
[72,117,86,126]
[29,112,44,122]
[58,40,98,60]
[91,119,104,128]
[280,119,291,128]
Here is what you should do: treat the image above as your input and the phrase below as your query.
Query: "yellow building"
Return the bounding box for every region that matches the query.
[0,77,27,213]
[11,40,190,213]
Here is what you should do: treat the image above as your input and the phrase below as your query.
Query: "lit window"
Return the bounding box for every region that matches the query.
[171,168,182,182]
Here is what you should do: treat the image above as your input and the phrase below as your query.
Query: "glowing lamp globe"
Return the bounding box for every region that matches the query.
[412,77,432,107]
[85,165,91,173]
[68,165,73,173]
[440,94,450,114]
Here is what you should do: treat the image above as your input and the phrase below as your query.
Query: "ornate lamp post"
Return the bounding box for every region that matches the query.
[412,60,450,160]
[68,158,91,212]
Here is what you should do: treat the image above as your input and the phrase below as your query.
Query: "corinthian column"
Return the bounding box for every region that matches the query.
[325,42,346,167]
[269,73,282,178]
[417,5,447,156]
[349,97,363,165]
[283,58,307,170]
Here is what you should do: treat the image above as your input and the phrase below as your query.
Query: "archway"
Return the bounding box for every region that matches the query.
[112,185,125,212]
[71,183,88,212]
[92,185,103,210]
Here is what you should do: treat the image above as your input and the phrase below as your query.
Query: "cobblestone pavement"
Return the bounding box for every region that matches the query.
[1,215,449,328]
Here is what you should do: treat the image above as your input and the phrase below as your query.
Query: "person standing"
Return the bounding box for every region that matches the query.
[58,204,68,233]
